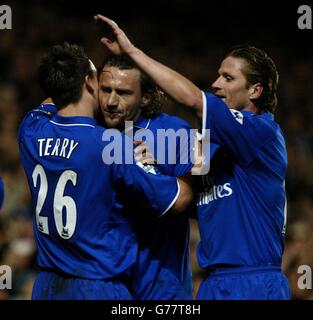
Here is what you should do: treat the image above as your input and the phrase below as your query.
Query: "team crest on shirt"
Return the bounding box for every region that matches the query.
[230,109,244,125]
[135,161,157,175]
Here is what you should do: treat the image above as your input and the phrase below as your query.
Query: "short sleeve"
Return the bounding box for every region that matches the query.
[202,92,277,164]
[111,135,180,216]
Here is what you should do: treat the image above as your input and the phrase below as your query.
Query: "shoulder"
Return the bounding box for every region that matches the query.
[94,125,130,149]
[20,103,57,125]
[150,113,192,130]
[228,109,279,135]
[26,103,57,118]
[250,112,280,137]
[241,112,285,152]
[18,103,57,141]
[89,124,110,147]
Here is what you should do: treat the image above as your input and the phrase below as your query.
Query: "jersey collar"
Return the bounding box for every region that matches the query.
[124,114,151,134]
[133,115,151,129]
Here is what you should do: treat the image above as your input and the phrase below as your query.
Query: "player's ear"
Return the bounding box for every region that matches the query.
[249,83,263,100]
[41,97,54,104]
[85,74,97,95]
[141,92,152,107]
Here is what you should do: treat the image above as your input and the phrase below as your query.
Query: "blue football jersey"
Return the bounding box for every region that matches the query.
[18,104,180,280]
[197,92,288,269]
[127,114,194,300]
[0,176,4,208]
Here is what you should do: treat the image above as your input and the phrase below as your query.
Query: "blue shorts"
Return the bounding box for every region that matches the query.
[32,271,134,300]
[196,266,291,300]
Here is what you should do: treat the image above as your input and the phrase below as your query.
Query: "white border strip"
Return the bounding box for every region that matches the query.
[50,120,95,128]
[143,118,151,130]
[160,179,181,216]
[201,91,207,138]
[32,109,52,115]
[126,118,151,133]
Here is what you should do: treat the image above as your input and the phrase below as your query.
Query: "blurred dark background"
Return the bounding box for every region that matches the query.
[0,0,312,299]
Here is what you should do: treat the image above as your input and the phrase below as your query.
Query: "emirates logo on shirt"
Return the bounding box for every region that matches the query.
[197,183,233,206]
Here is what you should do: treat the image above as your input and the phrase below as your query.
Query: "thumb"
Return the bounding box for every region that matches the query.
[100,37,112,46]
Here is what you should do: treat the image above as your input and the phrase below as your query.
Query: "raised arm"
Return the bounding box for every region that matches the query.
[94,14,203,118]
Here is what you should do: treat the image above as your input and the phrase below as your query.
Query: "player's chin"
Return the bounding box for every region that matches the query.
[221,98,230,108]
[103,117,123,129]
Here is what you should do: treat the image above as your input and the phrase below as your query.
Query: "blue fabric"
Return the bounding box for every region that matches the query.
[197,93,288,270]
[196,266,291,300]
[129,113,193,300]
[18,104,179,283]
[32,271,133,300]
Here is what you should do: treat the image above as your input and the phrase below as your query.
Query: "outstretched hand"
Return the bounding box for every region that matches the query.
[94,14,135,55]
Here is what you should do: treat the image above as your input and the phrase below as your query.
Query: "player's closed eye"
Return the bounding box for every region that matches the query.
[101,87,112,94]
[116,89,132,96]
[224,75,233,82]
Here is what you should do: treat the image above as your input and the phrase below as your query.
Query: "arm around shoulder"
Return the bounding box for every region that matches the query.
[169,174,194,215]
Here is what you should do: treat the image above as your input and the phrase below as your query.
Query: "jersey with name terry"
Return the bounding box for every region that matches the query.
[18,104,180,280]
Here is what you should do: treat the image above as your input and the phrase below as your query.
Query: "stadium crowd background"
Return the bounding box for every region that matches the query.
[0,0,312,299]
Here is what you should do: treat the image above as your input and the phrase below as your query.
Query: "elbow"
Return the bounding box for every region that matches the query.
[183,88,203,117]
[173,192,193,214]
[171,177,194,214]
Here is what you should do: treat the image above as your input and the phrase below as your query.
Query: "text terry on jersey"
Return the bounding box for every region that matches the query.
[37,138,79,159]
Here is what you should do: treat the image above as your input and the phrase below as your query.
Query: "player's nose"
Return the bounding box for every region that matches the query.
[107,92,119,108]
[211,78,221,91]
[211,76,223,92]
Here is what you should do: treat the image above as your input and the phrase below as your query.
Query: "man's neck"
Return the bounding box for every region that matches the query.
[58,101,95,118]
[115,110,142,131]
[241,103,258,114]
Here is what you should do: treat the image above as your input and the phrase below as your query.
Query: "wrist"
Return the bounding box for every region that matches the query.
[127,46,142,58]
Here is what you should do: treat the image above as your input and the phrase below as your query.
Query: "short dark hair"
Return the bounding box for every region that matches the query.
[38,42,94,109]
[98,54,162,118]
[227,45,279,114]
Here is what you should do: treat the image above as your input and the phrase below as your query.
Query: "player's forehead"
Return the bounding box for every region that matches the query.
[218,56,246,76]
[100,65,141,86]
